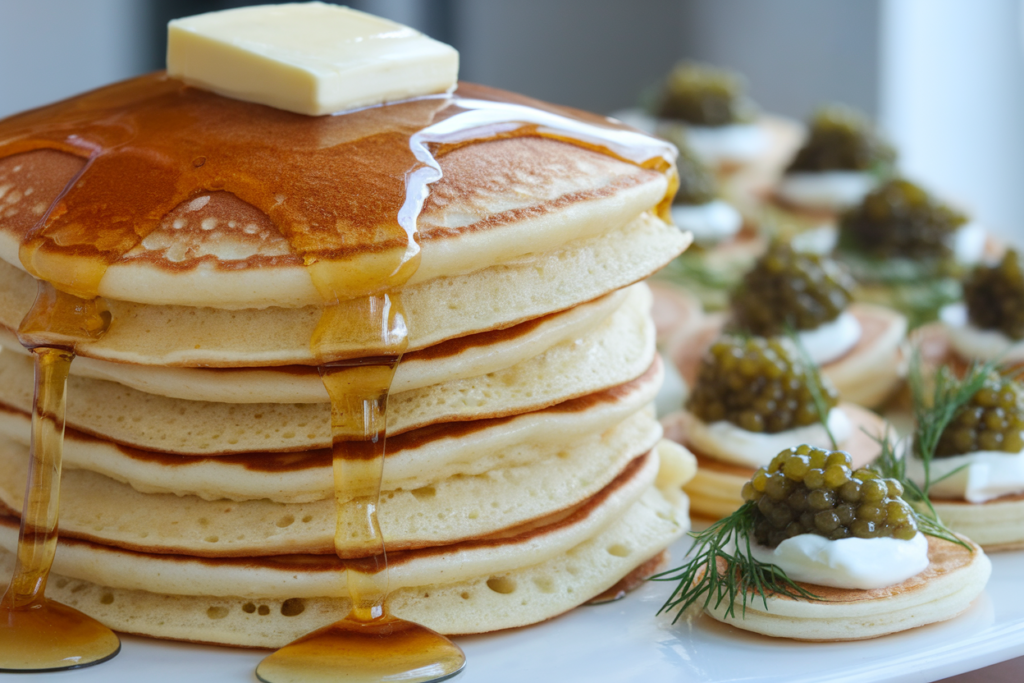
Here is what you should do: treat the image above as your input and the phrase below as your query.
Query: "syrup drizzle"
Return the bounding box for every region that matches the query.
[257,295,466,682]
[0,285,117,672]
[0,73,677,678]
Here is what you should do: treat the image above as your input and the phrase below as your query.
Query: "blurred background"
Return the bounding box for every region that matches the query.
[1,0,1022,244]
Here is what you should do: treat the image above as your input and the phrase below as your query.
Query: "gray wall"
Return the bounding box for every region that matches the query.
[0,0,149,118]
[676,0,880,119]
[0,0,881,119]
[454,0,686,114]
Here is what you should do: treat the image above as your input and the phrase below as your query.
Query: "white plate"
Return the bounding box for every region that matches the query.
[21,537,1024,682]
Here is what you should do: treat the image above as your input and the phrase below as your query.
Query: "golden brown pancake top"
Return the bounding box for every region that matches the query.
[0,75,672,298]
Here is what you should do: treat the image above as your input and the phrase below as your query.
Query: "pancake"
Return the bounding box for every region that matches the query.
[0,283,633,404]
[0,441,695,646]
[665,403,887,519]
[701,536,991,641]
[0,115,670,309]
[930,494,1024,551]
[0,407,662,556]
[667,303,907,408]
[0,287,656,454]
[820,304,908,408]
[0,213,683,367]
[647,280,705,346]
[0,361,663,503]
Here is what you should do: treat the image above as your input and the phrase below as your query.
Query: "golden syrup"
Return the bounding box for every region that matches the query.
[254,614,466,683]
[257,292,465,682]
[0,286,117,672]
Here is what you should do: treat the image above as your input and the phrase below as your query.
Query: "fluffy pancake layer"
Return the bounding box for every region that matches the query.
[0,285,656,454]
[0,136,671,309]
[930,494,1024,551]
[0,406,662,556]
[702,537,991,641]
[0,212,685,366]
[0,361,663,503]
[0,442,695,645]
[0,286,630,403]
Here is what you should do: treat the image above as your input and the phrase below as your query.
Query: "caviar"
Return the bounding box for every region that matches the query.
[730,243,855,336]
[787,105,895,174]
[838,178,967,260]
[687,336,837,433]
[964,250,1024,340]
[657,62,757,126]
[935,373,1024,457]
[674,144,718,206]
[742,446,918,547]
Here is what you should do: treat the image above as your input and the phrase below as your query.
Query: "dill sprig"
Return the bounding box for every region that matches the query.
[870,350,1000,551]
[870,432,970,550]
[785,327,838,449]
[651,502,821,623]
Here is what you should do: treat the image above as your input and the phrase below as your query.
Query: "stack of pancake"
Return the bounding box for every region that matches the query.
[0,83,693,647]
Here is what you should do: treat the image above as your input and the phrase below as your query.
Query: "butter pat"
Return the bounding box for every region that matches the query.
[167,2,459,116]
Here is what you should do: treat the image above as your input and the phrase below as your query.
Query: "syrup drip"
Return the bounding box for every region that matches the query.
[0,72,678,678]
[0,285,117,672]
[257,284,464,682]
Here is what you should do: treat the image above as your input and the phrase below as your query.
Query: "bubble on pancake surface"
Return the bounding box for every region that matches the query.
[741,445,917,547]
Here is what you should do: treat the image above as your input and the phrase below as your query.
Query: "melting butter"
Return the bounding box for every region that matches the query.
[167,2,459,116]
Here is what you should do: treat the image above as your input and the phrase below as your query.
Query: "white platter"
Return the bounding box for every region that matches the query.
[19,536,1024,683]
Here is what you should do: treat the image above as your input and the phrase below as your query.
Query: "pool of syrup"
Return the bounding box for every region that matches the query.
[0,72,678,678]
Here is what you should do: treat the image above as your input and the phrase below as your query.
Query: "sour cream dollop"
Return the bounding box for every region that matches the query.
[940,303,1024,363]
[749,532,930,589]
[797,311,861,365]
[790,224,838,255]
[776,171,876,213]
[685,407,852,468]
[657,120,765,167]
[950,221,986,267]
[906,446,1024,503]
[671,199,742,246]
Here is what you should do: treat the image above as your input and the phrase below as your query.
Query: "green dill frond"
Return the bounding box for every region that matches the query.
[909,352,1000,490]
[651,502,821,623]
[869,349,1000,551]
[870,433,971,551]
[785,327,838,449]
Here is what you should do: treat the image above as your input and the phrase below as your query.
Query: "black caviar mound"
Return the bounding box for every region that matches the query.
[743,445,918,547]
[687,336,837,433]
[657,62,757,126]
[787,105,895,174]
[730,242,855,337]
[964,249,1024,341]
